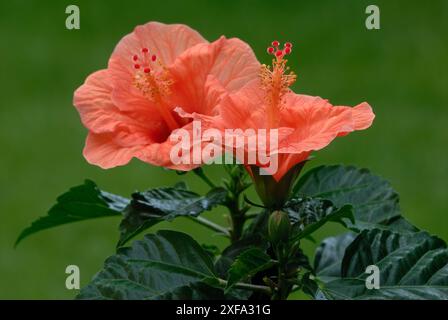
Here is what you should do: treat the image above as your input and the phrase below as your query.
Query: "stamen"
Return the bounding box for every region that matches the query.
[131,48,178,130]
[260,41,297,128]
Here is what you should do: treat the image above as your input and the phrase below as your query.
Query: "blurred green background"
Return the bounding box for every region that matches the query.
[1,0,447,299]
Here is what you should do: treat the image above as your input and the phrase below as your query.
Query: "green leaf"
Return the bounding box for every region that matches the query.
[225,248,275,293]
[77,230,221,300]
[16,180,129,246]
[242,210,270,239]
[293,165,417,232]
[118,186,227,247]
[301,272,329,300]
[215,234,268,278]
[284,197,355,240]
[322,229,448,299]
[314,233,357,281]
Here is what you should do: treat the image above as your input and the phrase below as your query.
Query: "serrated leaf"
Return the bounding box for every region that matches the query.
[322,229,448,300]
[77,230,221,300]
[118,186,227,247]
[293,165,416,232]
[16,180,129,246]
[284,197,354,240]
[215,234,268,278]
[301,272,329,300]
[314,233,357,281]
[225,248,275,292]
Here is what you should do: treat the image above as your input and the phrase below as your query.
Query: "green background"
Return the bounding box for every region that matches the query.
[1,0,447,299]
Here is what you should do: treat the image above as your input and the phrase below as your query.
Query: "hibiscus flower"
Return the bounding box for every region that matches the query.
[181,41,375,207]
[73,21,260,170]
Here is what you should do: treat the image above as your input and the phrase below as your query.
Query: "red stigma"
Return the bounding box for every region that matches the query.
[272,40,279,47]
[142,48,149,53]
[134,64,140,69]
[133,55,138,61]
[285,42,292,48]
[267,47,274,54]
[151,55,157,62]
[275,50,283,57]
[144,67,151,73]
[284,47,291,54]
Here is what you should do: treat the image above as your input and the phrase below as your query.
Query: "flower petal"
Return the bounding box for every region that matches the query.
[108,22,207,112]
[168,37,260,115]
[73,69,170,142]
[83,131,147,169]
[278,94,374,154]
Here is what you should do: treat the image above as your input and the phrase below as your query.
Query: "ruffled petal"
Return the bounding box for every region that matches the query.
[109,22,207,74]
[277,94,373,154]
[351,102,375,130]
[73,69,170,142]
[168,37,260,115]
[73,70,123,133]
[108,22,207,112]
[83,131,148,169]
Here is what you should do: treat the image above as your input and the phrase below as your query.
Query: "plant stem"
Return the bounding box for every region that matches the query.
[217,279,272,295]
[193,168,216,188]
[227,199,246,243]
[272,244,292,300]
[187,216,230,237]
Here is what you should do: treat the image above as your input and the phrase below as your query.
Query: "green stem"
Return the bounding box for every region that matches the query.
[187,216,230,237]
[193,168,216,188]
[226,199,246,243]
[217,279,272,295]
[272,244,293,300]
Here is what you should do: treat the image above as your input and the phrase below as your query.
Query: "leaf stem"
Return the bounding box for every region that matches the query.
[188,216,230,237]
[193,168,216,189]
[217,278,272,295]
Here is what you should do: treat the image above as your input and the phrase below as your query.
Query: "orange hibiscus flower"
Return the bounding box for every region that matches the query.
[73,22,260,170]
[180,41,375,207]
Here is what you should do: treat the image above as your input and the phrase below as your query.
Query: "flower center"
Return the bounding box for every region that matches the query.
[132,48,179,131]
[260,41,297,129]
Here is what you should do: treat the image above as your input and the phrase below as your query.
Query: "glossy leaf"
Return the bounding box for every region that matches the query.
[215,234,268,278]
[118,186,227,247]
[284,197,354,240]
[322,229,448,299]
[293,165,416,232]
[314,233,357,281]
[225,248,275,292]
[301,272,329,300]
[16,180,129,246]
[77,230,221,300]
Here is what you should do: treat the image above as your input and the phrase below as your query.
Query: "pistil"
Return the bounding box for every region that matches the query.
[260,41,297,129]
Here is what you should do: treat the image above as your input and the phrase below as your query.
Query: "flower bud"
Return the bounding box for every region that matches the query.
[268,210,291,244]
